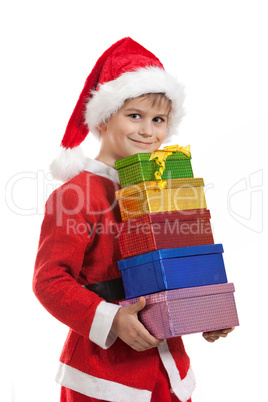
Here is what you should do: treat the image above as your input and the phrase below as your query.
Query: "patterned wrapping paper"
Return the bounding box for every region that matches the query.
[120,283,239,339]
[115,148,239,338]
[115,178,207,221]
[118,244,227,299]
[116,209,214,259]
[115,151,193,188]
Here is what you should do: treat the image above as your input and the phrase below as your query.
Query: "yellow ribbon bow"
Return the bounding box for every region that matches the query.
[149,144,191,189]
[163,144,191,156]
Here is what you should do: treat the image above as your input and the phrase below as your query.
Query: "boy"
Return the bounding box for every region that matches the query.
[33,37,233,402]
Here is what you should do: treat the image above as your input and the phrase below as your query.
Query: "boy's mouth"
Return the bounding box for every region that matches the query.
[129,138,154,146]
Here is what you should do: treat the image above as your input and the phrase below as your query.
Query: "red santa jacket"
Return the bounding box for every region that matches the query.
[33,159,195,402]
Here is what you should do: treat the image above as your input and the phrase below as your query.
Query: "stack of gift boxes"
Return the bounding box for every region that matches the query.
[114,146,239,339]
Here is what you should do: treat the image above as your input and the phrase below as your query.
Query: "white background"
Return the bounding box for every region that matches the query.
[1,1,267,401]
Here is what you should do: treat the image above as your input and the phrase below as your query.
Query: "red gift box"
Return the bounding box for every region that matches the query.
[116,209,214,259]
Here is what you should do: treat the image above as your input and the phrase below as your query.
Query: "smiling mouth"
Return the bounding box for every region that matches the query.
[129,138,154,146]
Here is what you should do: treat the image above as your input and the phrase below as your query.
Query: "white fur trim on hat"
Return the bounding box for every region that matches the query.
[85,66,185,137]
[49,147,87,182]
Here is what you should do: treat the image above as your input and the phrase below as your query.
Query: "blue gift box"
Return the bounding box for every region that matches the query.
[118,244,227,299]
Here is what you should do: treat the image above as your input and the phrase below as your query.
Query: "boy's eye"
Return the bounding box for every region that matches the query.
[153,117,165,123]
[129,114,141,119]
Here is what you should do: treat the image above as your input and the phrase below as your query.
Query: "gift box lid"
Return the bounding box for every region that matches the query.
[120,283,235,306]
[115,209,212,235]
[115,178,205,199]
[120,209,211,228]
[118,243,224,270]
[115,151,191,170]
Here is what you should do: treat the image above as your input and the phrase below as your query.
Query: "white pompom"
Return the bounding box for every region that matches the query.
[49,147,87,182]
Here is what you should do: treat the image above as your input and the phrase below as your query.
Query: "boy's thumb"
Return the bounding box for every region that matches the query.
[131,296,146,313]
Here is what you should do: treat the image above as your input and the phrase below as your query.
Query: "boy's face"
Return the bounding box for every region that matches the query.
[97,96,170,166]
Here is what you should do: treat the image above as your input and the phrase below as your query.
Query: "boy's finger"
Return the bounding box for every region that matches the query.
[136,334,159,349]
[222,327,235,334]
[137,325,163,346]
[129,297,146,314]
[204,327,234,337]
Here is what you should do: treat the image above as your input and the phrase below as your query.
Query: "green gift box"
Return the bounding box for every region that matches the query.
[115,151,193,188]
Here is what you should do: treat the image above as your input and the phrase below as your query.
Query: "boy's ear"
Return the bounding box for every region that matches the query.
[97,123,107,133]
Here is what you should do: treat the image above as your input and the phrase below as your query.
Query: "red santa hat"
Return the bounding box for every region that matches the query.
[50,37,185,181]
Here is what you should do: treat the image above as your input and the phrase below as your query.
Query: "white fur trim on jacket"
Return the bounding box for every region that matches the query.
[158,341,196,402]
[55,340,195,402]
[55,363,152,402]
[85,66,185,138]
[89,300,121,349]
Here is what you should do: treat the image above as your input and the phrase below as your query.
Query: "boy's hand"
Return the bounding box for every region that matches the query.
[202,327,234,343]
[111,297,164,351]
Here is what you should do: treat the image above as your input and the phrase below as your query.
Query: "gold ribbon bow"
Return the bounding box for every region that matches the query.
[149,144,191,189]
[163,144,191,156]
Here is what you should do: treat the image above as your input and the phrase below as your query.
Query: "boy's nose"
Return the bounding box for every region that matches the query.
[138,121,153,137]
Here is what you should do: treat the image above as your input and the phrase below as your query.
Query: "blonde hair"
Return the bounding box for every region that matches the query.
[138,93,172,115]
